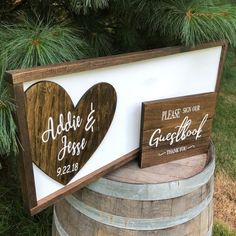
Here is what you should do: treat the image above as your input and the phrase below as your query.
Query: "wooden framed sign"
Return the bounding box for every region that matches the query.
[139,93,217,168]
[6,41,227,215]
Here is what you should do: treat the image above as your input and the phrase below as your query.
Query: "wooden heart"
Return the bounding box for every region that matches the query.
[25,82,117,185]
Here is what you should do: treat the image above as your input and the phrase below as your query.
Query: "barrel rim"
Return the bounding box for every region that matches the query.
[105,142,214,185]
[85,143,215,201]
[53,209,213,235]
[53,210,69,236]
[63,190,213,231]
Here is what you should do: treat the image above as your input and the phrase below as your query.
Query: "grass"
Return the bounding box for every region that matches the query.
[0,157,52,235]
[212,74,236,179]
[212,66,236,233]
[213,220,236,236]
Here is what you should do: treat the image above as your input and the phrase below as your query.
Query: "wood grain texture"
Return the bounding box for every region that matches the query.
[7,41,226,85]
[52,146,215,236]
[53,206,213,236]
[10,84,37,211]
[30,148,138,215]
[6,41,226,215]
[140,93,217,168]
[106,153,208,184]
[25,81,117,185]
[215,43,228,92]
[73,177,213,219]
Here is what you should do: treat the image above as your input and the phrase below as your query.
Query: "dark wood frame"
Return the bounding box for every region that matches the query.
[139,92,217,168]
[6,41,227,215]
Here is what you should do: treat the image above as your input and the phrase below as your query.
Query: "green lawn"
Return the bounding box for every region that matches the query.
[213,220,236,236]
[0,157,52,235]
[213,75,236,179]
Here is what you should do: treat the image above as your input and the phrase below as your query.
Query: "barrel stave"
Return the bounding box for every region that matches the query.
[52,147,215,236]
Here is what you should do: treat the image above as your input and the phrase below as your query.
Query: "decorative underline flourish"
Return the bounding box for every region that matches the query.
[158,151,167,157]
[158,145,196,157]
[187,145,195,150]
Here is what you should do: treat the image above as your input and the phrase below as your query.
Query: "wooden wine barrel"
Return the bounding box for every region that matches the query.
[52,144,215,236]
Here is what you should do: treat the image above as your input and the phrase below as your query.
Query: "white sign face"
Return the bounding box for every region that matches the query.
[9,42,226,214]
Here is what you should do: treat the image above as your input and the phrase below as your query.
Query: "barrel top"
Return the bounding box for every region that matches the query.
[105,153,209,184]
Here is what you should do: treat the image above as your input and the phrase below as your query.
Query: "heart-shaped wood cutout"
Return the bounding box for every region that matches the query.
[25,82,117,185]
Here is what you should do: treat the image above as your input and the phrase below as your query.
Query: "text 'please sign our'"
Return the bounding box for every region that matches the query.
[139,93,217,168]
[7,41,227,215]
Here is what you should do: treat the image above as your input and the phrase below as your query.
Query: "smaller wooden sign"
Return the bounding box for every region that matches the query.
[139,93,217,168]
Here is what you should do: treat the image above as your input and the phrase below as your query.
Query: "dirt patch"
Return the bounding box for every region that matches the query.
[214,171,236,229]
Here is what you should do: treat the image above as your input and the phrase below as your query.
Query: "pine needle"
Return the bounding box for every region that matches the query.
[0,59,18,156]
[69,0,109,14]
[0,17,88,69]
[151,0,236,46]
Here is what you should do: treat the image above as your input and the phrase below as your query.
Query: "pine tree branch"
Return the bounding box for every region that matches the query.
[0,17,88,69]
[69,0,109,15]
[150,0,236,46]
[0,59,19,156]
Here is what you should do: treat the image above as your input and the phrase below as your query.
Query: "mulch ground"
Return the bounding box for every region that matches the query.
[214,171,236,230]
